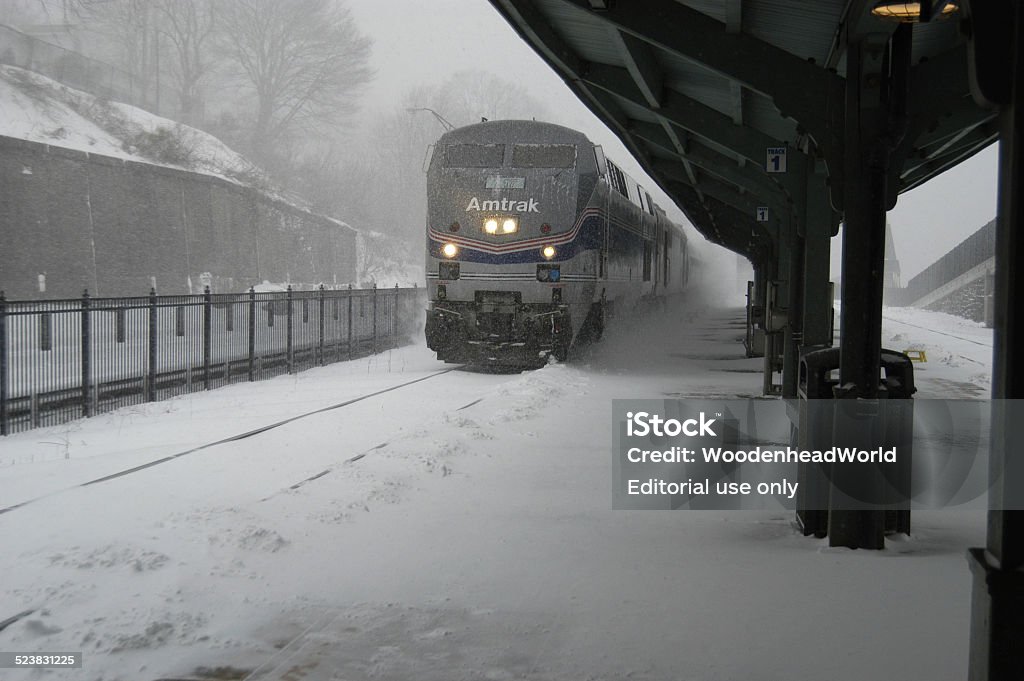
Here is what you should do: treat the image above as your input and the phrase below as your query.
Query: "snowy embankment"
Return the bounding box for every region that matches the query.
[0,301,988,681]
[0,63,417,288]
[0,64,262,183]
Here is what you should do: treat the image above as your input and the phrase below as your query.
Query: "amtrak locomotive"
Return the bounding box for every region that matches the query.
[425,120,690,365]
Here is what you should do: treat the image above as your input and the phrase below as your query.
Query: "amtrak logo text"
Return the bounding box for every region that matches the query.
[465,197,540,212]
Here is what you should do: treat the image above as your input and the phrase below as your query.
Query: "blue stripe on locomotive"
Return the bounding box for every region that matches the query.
[607,215,648,264]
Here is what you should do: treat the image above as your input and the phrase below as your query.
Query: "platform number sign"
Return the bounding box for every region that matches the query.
[756,206,769,222]
[766,147,787,173]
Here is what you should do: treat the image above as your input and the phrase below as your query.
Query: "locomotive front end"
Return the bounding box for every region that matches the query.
[424,121,599,365]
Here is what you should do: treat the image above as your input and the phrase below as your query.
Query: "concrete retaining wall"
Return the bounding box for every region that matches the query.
[0,136,356,298]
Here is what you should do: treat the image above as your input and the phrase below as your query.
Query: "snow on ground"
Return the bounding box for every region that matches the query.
[882,306,992,398]
[0,300,988,680]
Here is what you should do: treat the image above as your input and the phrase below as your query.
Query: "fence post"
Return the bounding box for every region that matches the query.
[147,287,157,402]
[318,284,325,366]
[372,283,378,354]
[81,289,92,418]
[203,285,212,390]
[286,285,294,374]
[394,283,399,346]
[347,283,354,360]
[248,287,256,381]
[0,291,8,435]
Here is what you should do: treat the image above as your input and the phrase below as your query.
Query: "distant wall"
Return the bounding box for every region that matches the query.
[0,136,357,298]
[901,219,995,306]
[923,276,989,323]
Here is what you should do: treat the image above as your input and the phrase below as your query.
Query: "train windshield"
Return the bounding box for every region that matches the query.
[444,144,505,167]
[511,144,576,168]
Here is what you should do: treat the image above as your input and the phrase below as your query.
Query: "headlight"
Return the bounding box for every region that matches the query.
[542,245,556,259]
[502,218,518,233]
[442,243,458,258]
[484,218,498,234]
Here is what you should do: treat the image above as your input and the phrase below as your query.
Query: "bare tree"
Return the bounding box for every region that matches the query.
[10,0,88,25]
[153,0,216,125]
[80,0,156,97]
[1,1,54,26]
[325,71,549,247]
[429,71,548,128]
[216,0,372,164]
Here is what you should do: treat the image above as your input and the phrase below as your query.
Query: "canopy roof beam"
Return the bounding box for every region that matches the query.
[582,63,783,166]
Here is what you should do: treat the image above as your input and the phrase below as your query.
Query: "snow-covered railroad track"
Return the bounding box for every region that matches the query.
[882,314,992,348]
[0,366,465,517]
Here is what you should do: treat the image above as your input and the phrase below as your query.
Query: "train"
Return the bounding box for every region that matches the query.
[424,120,691,365]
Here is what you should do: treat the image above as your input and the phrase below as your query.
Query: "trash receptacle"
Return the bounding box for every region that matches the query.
[796,346,916,539]
[880,349,916,535]
[796,346,840,537]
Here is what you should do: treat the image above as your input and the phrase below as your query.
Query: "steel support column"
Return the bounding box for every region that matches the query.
[966,1,1024,678]
[764,218,795,397]
[780,214,801,398]
[793,158,840,535]
[779,152,818,399]
[760,251,780,396]
[748,259,768,359]
[801,161,838,348]
[830,27,912,549]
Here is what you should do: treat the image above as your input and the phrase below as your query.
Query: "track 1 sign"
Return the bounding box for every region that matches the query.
[766,147,787,173]
[756,207,769,222]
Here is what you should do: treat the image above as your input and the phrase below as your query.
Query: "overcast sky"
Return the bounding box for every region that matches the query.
[347,0,999,281]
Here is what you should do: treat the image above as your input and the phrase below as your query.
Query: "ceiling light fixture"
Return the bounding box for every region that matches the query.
[870,1,959,23]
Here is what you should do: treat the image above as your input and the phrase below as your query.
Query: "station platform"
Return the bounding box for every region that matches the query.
[0,298,990,681]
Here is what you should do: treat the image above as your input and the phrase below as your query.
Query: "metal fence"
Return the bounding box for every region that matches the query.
[0,23,172,118]
[0,286,425,435]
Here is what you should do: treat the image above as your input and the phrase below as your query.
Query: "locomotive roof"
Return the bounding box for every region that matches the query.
[434,119,688,242]
[438,120,592,147]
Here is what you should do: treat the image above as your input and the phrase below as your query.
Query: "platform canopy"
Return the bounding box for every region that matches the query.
[487,0,996,261]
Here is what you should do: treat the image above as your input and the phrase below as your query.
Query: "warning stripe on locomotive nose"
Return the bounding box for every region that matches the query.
[427,272,534,279]
[428,208,601,253]
[426,273,597,281]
